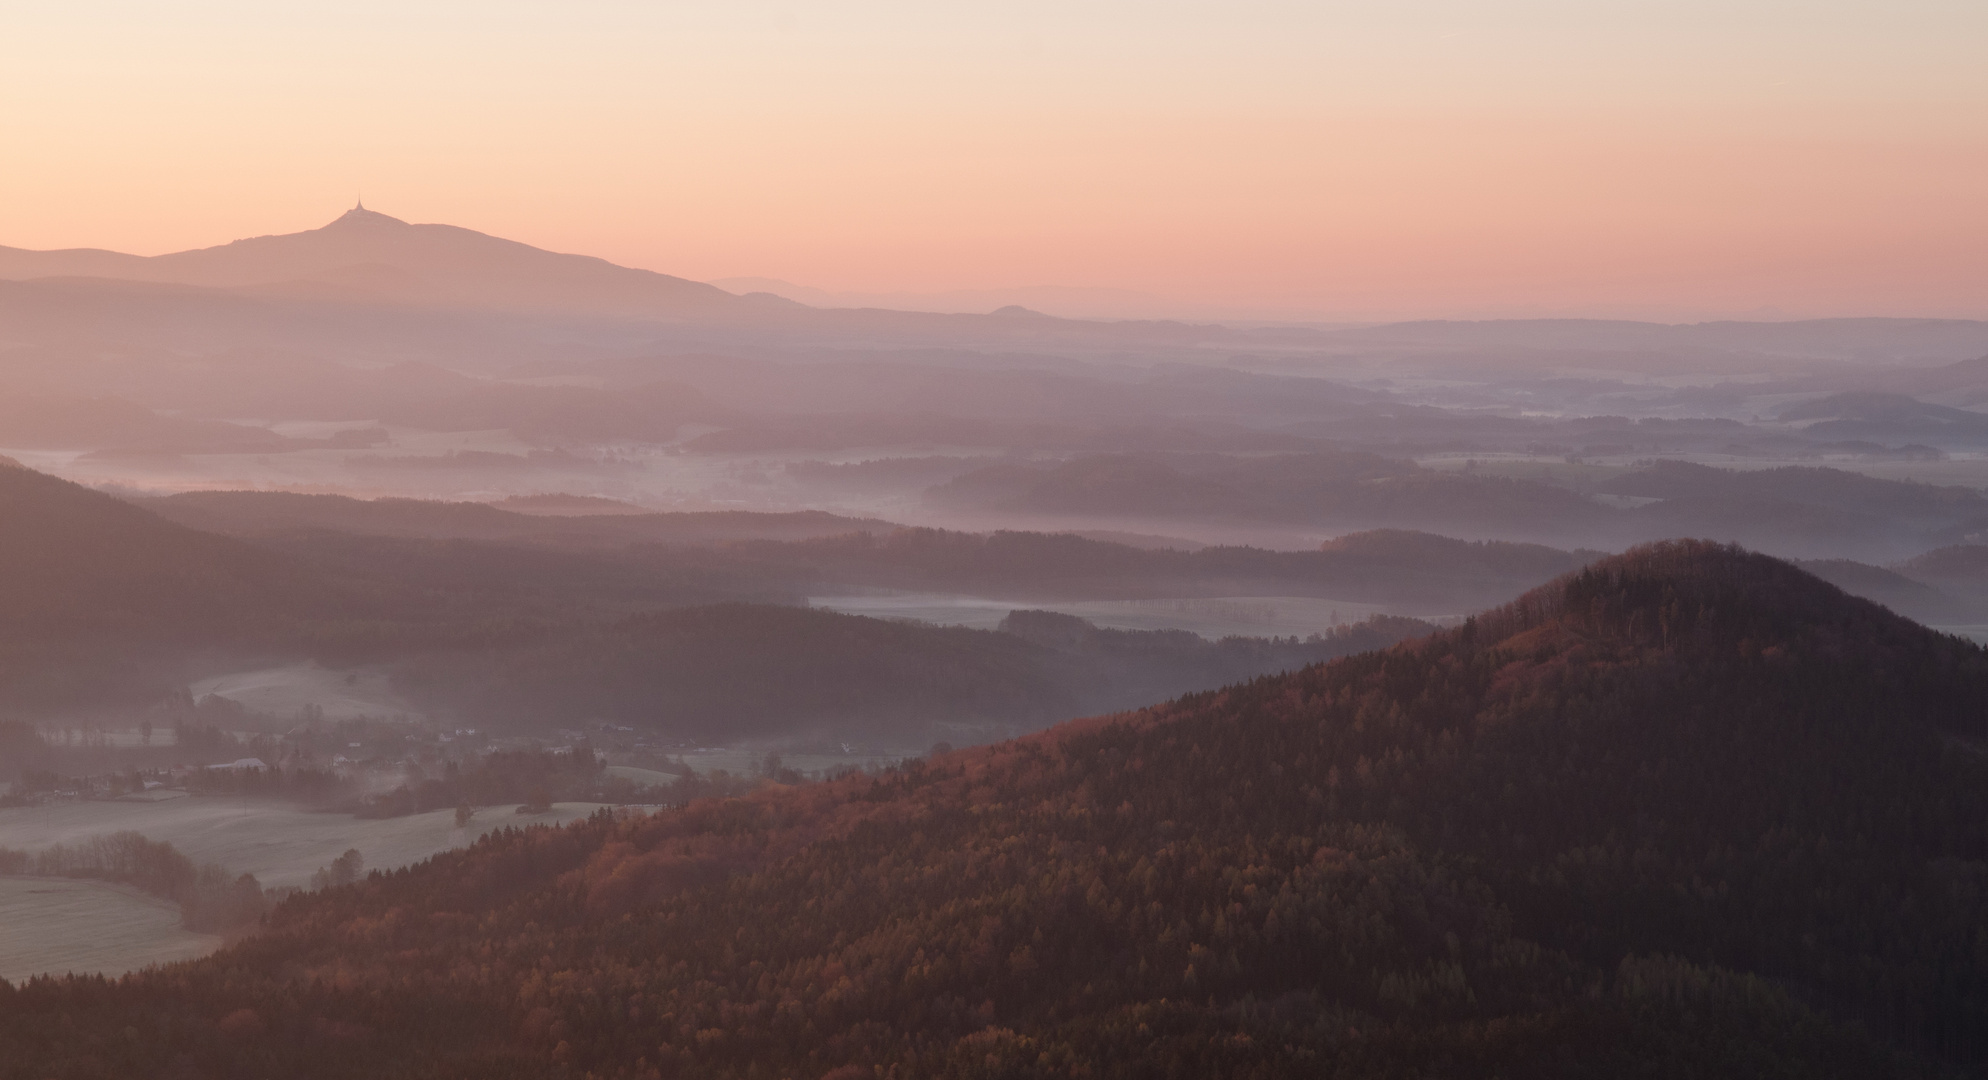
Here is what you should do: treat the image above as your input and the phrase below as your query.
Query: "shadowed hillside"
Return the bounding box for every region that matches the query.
[0,463,1432,739]
[140,489,894,549]
[743,526,1593,608]
[2,542,1981,1077]
[0,458,342,637]
[390,604,1430,743]
[135,486,1598,609]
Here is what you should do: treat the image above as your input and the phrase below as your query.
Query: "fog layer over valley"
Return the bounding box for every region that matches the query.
[3,211,1988,1073]
[8,212,1988,559]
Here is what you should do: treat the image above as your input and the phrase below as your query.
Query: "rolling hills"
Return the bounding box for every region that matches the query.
[389,604,1429,744]
[131,485,1598,610]
[1,542,1980,1077]
[138,489,892,549]
[931,451,1988,561]
[0,457,342,637]
[0,462,1438,742]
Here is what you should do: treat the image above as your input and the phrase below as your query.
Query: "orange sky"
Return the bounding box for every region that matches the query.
[2,1,1983,320]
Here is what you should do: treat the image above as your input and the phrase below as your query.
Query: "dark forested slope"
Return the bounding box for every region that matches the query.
[390,603,1429,742]
[0,462,1433,730]
[0,459,375,705]
[3,541,1983,1078]
[0,458,339,637]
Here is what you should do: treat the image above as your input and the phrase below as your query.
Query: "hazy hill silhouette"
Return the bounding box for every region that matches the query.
[928,451,1612,539]
[1775,392,1988,445]
[0,207,752,318]
[0,463,849,645]
[0,210,1224,347]
[0,459,384,706]
[1603,460,1988,559]
[0,458,342,639]
[17,215,1988,364]
[130,481,1596,611]
[389,603,1429,742]
[0,391,295,452]
[925,452,1988,560]
[137,481,1988,621]
[0,463,1431,732]
[0,464,893,709]
[139,489,894,548]
[1794,557,1970,624]
[4,542,1980,1077]
[741,525,1592,608]
[1320,316,1988,366]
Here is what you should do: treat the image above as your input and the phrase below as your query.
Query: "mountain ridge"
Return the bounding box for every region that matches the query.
[0,207,746,318]
[10,214,1988,352]
[2,541,1981,1077]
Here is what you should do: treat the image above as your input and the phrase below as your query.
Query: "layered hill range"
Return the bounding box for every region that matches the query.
[124,468,1988,625]
[1,458,1462,740]
[8,208,1988,577]
[0,205,1223,346]
[2,543,1981,1077]
[6,208,1988,469]
[14,447,1988,742]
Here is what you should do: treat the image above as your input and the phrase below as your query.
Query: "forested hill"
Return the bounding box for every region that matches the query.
[0,457,341,637]
[5,542,1987,1079]
[0,461,1428,729]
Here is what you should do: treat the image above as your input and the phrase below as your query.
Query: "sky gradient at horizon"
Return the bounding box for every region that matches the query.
[2,0,1984,320]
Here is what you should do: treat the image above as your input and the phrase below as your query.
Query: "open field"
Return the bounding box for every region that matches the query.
[189,661,423,724]
[0,797,605,890]
[606,765,681,787]
[0,877,221,983]
[0,799,611,981]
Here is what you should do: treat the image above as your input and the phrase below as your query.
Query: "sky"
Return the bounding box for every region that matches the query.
[2,0,1984,321]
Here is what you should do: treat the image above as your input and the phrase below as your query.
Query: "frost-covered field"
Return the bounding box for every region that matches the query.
[188,661,421,724]
[0,796,604,890]
[0,878,220,983]
[0,797,610,981]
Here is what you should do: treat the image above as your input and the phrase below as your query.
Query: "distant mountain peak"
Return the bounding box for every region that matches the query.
[325,205,409,229]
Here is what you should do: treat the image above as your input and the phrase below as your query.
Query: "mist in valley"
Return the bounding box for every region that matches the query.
[2,204,1987,1074]
[9,212,1988,822]
[6,0,1988,1065]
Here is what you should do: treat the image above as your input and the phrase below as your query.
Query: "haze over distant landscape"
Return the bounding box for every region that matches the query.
[6,1,1987,321]
[3,2,1987,1077]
